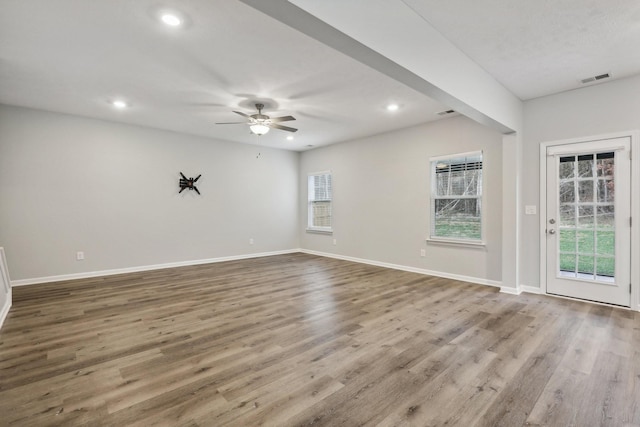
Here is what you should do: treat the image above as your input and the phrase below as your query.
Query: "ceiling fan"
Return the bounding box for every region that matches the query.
[216,103,297,135]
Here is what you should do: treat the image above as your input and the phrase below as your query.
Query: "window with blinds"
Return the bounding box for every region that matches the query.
[430,152,483,242]
[307,172,332,232]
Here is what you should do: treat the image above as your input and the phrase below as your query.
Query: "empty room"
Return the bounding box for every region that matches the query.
[1,0,639,426]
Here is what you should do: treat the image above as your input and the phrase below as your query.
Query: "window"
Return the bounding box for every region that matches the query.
[308,172,332,232]
[430,152,483,242]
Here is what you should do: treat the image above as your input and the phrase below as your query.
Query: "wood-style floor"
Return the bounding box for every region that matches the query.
[0,253,638,426]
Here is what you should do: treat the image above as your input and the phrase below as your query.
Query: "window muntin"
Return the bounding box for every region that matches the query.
[430,152,483,242]
[558,152,616,280]
[308,172,332,232]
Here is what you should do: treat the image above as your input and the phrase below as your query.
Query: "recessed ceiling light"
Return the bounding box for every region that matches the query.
[112,100,128,109]
[386,104,399,112]
[161,13,182,27]
[286,135,294,141]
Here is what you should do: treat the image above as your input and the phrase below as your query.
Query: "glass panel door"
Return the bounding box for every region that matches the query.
[557,152,615,282]
[546,137,631,307]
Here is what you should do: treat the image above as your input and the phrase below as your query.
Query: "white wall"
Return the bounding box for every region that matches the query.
[299,115,503,283]
[522,75,640,289]
[0,105,299,282]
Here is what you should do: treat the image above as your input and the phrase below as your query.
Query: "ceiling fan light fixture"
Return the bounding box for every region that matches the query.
[250,123,270,135]
[217,103,297,135]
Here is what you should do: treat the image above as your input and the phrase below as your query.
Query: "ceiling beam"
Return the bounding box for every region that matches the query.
[239,0,520,134]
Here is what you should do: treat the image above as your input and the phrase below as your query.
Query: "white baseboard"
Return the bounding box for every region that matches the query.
[10,249,301,287]
[520,285,543,294]
[499,285,544,295]
[499,286,522,295]
[300,249,502,288]
[0,288,11,330]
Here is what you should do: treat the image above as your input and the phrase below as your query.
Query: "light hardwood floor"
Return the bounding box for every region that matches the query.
[0,253,638,426]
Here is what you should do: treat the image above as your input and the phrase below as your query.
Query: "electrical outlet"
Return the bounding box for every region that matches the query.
[525,205,537,215]
[249,238,254,245]
[420,249,426,257]
[76,251,85,261]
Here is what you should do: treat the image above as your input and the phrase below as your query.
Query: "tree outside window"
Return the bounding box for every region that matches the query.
[430,152,483,242]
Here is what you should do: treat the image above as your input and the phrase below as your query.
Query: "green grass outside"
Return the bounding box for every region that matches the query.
[435,220,615,277]
[559,228,615,276]
[434,218,481,240]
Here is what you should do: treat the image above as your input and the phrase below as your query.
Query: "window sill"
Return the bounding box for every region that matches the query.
[306,228,333,235]
[426,238,486,248]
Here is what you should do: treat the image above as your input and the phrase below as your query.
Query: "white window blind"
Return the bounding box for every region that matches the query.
[308,172,332,232]
[430,152,483,242]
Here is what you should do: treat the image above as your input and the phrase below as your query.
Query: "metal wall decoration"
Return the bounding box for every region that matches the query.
[179,172,201,195]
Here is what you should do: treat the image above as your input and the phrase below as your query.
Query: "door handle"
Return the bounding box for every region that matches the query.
[548,229,556,235]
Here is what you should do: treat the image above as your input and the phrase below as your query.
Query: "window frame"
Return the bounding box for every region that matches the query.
[307,171,333,234]
[429,151,485,246]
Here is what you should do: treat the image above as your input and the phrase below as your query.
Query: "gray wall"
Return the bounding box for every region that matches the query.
[299,115,504,283]
[0,105,299,281]
[0,105,504,287]
[521,74,640,289]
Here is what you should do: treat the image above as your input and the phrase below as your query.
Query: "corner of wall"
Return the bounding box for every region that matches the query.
[0,288,11,330]
[0,247,12,330]
[499,285,521,295]
[520,285,543,295]
[501,132,522,294]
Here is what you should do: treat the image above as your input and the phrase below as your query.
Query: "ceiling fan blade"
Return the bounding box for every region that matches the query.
[215,121,247,124]
[269,115,296,123]
[270,123,298,132]
[233,111,251,118]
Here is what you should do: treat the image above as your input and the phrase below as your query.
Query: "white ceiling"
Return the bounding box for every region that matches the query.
[402,0,640,100]
[1,0,639,150]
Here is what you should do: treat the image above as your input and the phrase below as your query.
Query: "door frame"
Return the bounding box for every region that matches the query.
[539,130,640,311]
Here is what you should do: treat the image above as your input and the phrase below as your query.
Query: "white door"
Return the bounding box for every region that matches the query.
[546,137,631,307]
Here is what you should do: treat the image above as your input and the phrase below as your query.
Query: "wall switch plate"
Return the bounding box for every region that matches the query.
[249,238,254,245]
[333,239,337,245]
[420,249,426,257]
[76,251,84,261]
[525,205,537,215]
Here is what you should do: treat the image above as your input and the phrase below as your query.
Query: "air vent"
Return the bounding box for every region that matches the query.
[436,109,456,116]
[581,73,611,84]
